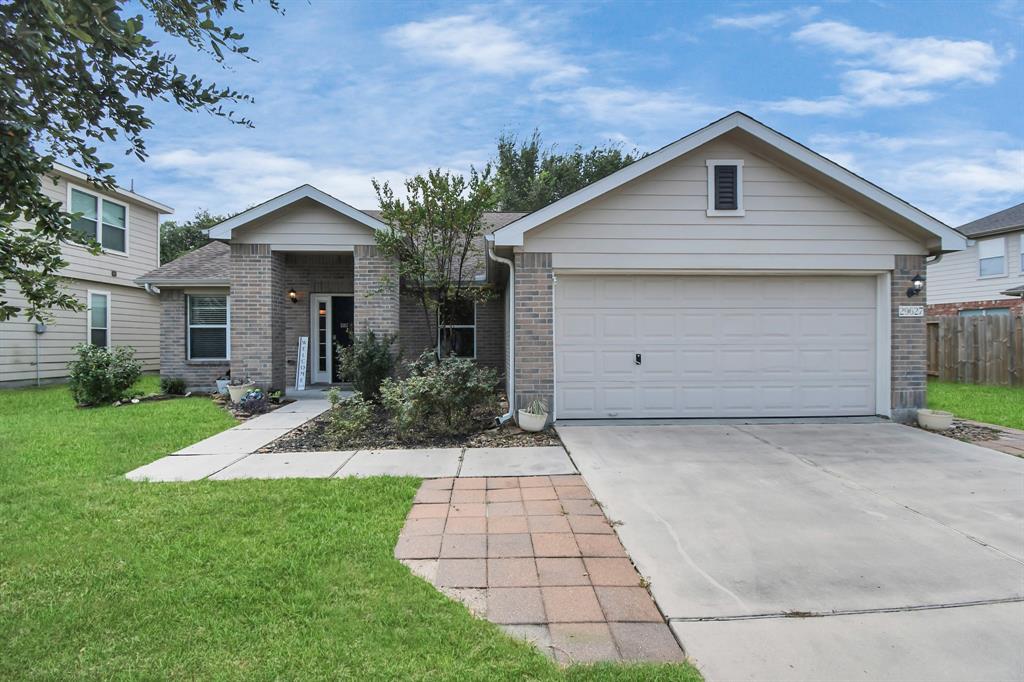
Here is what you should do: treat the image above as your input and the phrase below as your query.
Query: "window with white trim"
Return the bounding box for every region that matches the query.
[69,186,128,254]
[187,295,230,360]
[978,237,1006,277]
[438,300,476,359]
[706,160,744,216]
[1019,234,1023,273]
[959,308,1010,317]
[87,291,110,347]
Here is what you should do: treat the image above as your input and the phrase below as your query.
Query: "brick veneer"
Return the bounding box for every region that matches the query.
[514,252,554,416]
[354,245,399,339]
[927,299,1023,317]
[158,288,230,391]
[282,253,354,384]
[398,292,505,372]
[230,243,286,390]
[891,255,927,423]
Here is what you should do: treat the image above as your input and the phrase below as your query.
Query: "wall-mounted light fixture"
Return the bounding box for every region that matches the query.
[906,274,924,298]
[288,289,298,303]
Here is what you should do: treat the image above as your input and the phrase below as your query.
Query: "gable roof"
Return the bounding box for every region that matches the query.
[957,202,1024,238]
[206,184,387,240]
[136,241,229,285]
[491,111,966,252]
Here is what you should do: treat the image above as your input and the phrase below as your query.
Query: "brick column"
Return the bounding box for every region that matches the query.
[514,252,554,418]
[353,245,399,338]
[230,243,286,390]
[891,254,927,423]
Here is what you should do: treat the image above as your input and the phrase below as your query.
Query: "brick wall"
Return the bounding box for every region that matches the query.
[927,299,1023,317]
[230,243,286,390]
[513,252,553,417]
[892,255,927,423]
[353,245,399,339]
[282,253,354,384]
[158,288,230,391]
[398,291,505,373]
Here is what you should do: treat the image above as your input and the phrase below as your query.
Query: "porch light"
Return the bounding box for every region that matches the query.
[288,289,298,303]
[906,274,924,298]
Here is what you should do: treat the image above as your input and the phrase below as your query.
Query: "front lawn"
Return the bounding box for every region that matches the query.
[927,380,1024,431]
[0,379,699,680]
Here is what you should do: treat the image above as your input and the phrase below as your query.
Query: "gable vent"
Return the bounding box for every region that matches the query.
[714,165,738,211]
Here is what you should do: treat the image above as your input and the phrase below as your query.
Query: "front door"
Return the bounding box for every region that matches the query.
[310,294,354,384]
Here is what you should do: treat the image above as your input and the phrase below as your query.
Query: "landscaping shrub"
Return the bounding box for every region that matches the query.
[326,390,374,442]
[237,389,269,415]
[379,351,499,439]
[160,377,187,395]
[336,332,397,400]
[67,344,142,406]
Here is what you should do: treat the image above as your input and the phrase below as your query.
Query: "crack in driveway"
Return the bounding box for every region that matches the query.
[668,595,1024,622]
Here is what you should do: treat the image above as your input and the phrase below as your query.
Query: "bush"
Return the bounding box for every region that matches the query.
[379,351,499,439]
[237,388,269,415]
[160,377,187,395]
[327,390,374,442]
[336,332,397,400]
[67,344,142,406]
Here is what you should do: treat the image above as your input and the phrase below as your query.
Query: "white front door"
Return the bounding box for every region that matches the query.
[311,295,333,384]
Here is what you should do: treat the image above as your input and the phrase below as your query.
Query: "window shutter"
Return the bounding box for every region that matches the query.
[714,165,738,210]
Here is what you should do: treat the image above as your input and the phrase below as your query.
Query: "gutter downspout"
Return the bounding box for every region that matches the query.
[143,283,161,296]
[487,236,515,426]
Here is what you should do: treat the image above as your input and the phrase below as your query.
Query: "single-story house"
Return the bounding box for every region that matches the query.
[927,202,1024,317]
[138,112,966,423]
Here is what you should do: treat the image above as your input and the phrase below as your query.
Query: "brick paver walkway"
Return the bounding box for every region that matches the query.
[396,474,685,664]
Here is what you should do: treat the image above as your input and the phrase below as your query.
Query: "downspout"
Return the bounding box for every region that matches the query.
[143,283,161,296]
[925,253,943,266]
[487,236,515,426]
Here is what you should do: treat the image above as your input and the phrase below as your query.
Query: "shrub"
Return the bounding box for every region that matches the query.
[327,390,374,442]
[336,332,397,400]
[379,351,499,439]
[160,377,187,395]
[237,388,269,415]
[67,344,143,406]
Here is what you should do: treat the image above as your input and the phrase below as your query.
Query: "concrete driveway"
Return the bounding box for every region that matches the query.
[556,421,1024,682]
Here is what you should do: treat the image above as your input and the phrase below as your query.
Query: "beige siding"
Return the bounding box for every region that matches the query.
[233,199,377,249]
[927,231,1023,304]
[1,280,160,385]
[522,133,926,271]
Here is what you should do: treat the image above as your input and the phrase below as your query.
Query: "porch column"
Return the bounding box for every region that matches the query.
[891,254,927,423]
[230,243,286,390]
[353,245,399,338]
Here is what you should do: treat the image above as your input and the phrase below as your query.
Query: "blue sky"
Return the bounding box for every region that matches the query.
[106,0,1023,227]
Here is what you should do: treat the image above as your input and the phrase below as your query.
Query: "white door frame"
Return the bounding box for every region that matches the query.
[309,293,354,384]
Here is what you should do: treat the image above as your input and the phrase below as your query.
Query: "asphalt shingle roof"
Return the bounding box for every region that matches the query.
[957,202,1024,238]
[137,241,230,284]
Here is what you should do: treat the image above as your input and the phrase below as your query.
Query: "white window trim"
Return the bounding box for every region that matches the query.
[186,294,231,361]
[977,237,1007,279]
[706,159,745,217]
[86,290,111,347]
[438,302,477,360]
[67,183,130,257]
[1019,233,1023,275]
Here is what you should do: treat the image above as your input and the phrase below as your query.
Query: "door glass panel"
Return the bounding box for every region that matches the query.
[318,302,327,372]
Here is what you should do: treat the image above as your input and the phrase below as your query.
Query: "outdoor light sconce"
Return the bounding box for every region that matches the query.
[906,274,924,298]
[288,289,298,303]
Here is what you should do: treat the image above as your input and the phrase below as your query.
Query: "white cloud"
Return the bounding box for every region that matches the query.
[767,21,1012,114]
[712,6,819,30]
[545,85,720,130]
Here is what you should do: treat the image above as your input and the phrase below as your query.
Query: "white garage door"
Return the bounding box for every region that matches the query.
[555,275,877,419]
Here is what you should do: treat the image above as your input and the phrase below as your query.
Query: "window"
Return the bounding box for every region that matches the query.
[1020,234,1023,273]
[87,291,110,347]
[959,308,1011,317]
[978,237,1006,277]
[188,295,230,360]
[69,186,128,254]
[706,160,744,216]
[438,300,476,358]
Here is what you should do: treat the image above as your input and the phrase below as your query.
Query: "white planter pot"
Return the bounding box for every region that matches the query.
[216,379,230,396]
[228,383,256,403]
[917,408,954,432]
[517,409,548,432]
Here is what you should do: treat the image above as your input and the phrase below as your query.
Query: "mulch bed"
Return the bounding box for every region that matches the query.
[259,407,562,453]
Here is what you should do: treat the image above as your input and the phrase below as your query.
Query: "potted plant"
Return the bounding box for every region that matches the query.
[215,373,230,396]
[518,398,548,432]
[917,408,954,432]
[227,377,256,403]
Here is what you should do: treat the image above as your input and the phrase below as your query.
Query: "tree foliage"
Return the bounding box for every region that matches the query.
[492,130,640,213]
[159,210,224,264]
[0,0,276,321]
[372,169,496,354]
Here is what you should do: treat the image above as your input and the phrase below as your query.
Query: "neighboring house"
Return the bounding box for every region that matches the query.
[140,112,965,423]
[0,165,173,386]
[926,202,1024,317]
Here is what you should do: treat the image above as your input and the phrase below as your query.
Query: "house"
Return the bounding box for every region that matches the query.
[926,202,1024,317]
[139,112,966,423]
[0,165,173,386]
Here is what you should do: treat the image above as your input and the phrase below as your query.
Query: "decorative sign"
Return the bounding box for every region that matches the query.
[295,336,309,391]
[898,305,925,318]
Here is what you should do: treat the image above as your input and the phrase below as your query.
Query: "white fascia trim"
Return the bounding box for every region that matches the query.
[206,185,387,239]
[53,163,174,214]
[492,111,967,253]
[136,278,230,287]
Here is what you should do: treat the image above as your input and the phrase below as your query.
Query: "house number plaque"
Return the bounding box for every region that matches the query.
[898,305,924,318]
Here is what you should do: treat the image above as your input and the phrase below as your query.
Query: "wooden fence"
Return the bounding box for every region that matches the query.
[927,315,1024,385]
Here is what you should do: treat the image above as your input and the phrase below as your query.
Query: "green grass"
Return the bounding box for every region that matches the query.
[928,380,1024,430]
[0,379,700,680]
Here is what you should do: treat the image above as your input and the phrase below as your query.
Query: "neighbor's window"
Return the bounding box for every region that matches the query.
[959,308,1011,317]
[978,238,1006,277]
[188,295,230,360]
[70,187,128,253]
[438,299,476,359]
[706,160,744,216]
[87,291,110,347]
